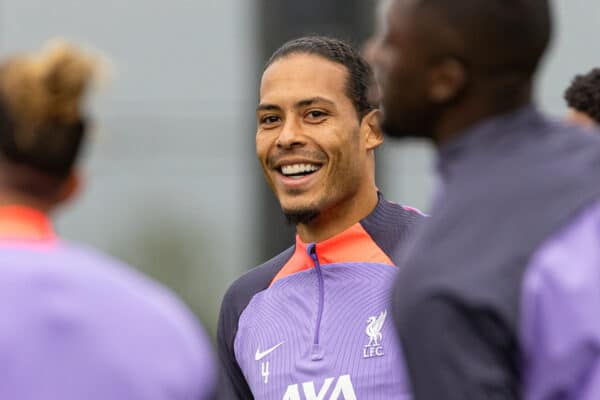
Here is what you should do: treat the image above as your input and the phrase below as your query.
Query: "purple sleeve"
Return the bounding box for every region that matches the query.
[521,200,600,400]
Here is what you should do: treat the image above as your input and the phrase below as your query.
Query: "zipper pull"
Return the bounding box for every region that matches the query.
[311,344,324,361]
[307,243,319,266]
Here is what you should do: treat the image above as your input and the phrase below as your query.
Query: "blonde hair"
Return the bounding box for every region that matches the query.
[0,39,103,176]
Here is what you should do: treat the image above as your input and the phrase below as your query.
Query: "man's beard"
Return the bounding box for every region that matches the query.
[283,208,321,225]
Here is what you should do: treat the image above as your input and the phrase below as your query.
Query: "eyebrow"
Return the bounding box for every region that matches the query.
[256,103,281,112]
[256,96,336,112]
[296,97,336,109]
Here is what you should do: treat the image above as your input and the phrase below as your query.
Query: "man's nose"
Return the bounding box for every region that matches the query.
[276,118,305,149]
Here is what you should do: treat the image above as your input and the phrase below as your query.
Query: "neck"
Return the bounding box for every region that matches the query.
[0,191,53,214]
[434,79,532,147]
[0,160,62,213]
[296,188,379,243]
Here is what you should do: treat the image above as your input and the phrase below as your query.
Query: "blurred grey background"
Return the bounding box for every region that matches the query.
[0,0,597,337]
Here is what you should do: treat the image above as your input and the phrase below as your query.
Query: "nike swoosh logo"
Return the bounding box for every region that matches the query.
[255,341,285,361]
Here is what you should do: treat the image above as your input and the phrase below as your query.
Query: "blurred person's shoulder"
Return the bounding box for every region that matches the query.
[544,113,600,143]
[0,239,210,348]
[529,113,600,170]
[66,241,211,341]
[0,240,216,398]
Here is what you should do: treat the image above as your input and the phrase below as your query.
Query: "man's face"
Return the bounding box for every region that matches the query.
[372,0,436,139]
[256,53,377,223]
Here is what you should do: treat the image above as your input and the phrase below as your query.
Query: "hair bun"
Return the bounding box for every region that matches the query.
[34,39,100,123]
[0,39,108,176]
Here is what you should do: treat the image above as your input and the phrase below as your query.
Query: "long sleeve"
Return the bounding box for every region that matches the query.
[216,286,254,399]
[521,200,600,400]
[394,292,519,399]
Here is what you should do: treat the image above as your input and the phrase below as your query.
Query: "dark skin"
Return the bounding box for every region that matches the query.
[372,0,533,147]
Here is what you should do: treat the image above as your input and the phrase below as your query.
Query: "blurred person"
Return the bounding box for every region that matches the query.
[564,67,600,127]
[361,37,382,106]
[373,0,600,399]
[217,36,423,399]
[0,40,215,399]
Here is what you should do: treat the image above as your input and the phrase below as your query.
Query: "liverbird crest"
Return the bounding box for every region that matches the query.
[365,309,387,347]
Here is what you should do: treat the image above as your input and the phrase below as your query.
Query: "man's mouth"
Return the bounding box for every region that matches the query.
[279,163,322,179]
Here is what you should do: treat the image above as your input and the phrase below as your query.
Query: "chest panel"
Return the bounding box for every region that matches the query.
[235,263,411,399]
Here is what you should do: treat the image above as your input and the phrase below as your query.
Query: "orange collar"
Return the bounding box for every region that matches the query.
[0,206,56,241]
[270,222,393,285]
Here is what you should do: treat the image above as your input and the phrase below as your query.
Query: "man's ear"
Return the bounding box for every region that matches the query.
[361,109,385,150]
[428,58,467,103]
[56,170,82,205]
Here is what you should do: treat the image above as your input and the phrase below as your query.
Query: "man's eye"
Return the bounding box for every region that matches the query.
[260,115,280,125]
[306,110,327,120]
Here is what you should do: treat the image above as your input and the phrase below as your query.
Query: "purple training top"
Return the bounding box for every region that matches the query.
[391,106,600,400]
[522,198,600,399]
[0,206,216,399]
[218,194,423,399]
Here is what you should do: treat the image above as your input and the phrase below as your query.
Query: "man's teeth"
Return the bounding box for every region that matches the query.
[281,164,320,176]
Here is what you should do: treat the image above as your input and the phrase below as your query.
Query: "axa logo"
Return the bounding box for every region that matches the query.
[282,375,356,400]
[364,309,386,358]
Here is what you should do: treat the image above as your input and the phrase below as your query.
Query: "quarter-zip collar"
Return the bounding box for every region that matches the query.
[437,104,542,185]
[270,195,394,286]
[0,205,56,241]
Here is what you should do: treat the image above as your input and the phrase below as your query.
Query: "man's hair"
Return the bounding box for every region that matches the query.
[265,36,377,119]
[0,40,100,179]
[417,0,552,77]
[564,68,600,124]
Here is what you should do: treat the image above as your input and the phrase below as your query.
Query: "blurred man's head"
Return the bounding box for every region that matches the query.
[256,36,383,234]
[0,40,100,210]
[360,37,383,106]
[564,68,600,127]
[373,0,552,144]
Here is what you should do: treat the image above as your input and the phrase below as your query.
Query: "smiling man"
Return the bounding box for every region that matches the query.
[217,36,423,399]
